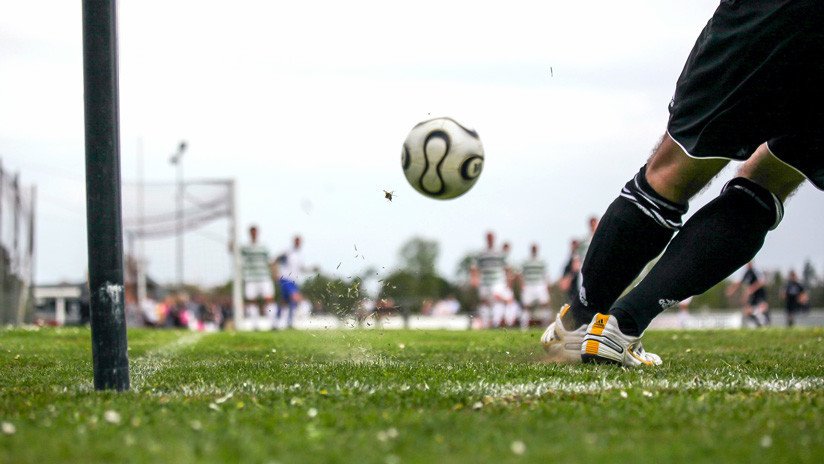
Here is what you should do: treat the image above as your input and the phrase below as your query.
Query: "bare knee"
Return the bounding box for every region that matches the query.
[645,134,728,204]
[737,144,805,201]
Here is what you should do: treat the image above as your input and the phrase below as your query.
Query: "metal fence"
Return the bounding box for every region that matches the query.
[0,162,36,325]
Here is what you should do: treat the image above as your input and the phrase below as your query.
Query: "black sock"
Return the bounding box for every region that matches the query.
[609,177,784,335]
[563,166,686,329]
[610,308,640,335]
[749,313,762,328]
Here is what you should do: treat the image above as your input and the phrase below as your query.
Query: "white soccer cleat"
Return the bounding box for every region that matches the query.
[541,304,587,363]
[581,313,662,367]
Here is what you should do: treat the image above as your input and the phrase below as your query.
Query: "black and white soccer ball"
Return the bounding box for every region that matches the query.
[401,117,484,200]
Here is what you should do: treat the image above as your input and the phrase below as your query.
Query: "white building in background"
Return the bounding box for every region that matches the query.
[33,283,86,326]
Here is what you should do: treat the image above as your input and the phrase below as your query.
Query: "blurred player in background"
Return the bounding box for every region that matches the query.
[240,225,276,329]
[558,239,582,305]
[576,216,599,263]
[500,241,521,327]
[431,294,461,317]
[470,232,507,328]
[543,0,823,366]
[501,241,514,280]
[519,243,551,328]
[276,235,308,329]
[781,270,809,327]
[727,262,769,328]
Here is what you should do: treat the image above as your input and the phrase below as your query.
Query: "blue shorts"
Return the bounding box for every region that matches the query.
[279,278,300,301]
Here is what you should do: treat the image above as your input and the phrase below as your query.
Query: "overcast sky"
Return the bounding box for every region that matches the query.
[1,0,822,289]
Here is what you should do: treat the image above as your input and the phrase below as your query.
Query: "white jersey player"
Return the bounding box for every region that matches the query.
[500,241,522,328]
[276,235,307,329]
[240,225,276,328]
[470,232,509,328]
[520,243,551,327]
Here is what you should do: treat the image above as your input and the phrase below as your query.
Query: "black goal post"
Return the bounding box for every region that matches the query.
[82,0,130,391]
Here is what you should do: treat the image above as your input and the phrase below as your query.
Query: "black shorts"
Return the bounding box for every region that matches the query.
[667,0,824,190]
[748,292,767,307]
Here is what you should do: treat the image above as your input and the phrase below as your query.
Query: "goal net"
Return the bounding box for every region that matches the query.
[121,179,242,324]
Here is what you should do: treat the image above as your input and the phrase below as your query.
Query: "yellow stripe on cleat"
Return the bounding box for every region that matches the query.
[628,346,654,366]
[584,340,600,355]
[559,304,570,318]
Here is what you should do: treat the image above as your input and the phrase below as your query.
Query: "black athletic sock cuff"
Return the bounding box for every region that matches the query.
[722,177,784,230]
[635,165,689,215]
[620,165,689,230]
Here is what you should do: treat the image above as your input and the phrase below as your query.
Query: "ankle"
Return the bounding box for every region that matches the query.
[608,308,641,336]
[562,301,595,330]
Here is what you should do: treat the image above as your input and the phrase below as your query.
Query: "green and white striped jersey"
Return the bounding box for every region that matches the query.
[476,250,507,287]
[521,258,548,286]
[240,244,271,282]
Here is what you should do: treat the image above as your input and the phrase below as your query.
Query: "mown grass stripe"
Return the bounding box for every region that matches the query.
[137,376,824,398]
[130,333,206,391]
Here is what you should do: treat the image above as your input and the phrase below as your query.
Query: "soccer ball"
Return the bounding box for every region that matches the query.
[401,117,484,199]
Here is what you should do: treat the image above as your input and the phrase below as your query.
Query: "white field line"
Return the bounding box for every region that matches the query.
[130,333,205,391]
[157,376,824,398]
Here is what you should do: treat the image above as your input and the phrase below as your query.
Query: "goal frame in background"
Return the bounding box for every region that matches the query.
[0,161,37,326]
[123,178,244,328]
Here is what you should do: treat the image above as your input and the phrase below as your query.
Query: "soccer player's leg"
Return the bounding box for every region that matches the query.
[520,286,545,329]
[756,299,771,327]
[518,288,532,329]
[286,286,303,329]
[476,286,492,329]
[597,145,805,365]
[742,301,761,328]
[276,277,298,329]
[580,0,820,364]
[489,284,508,328]
[503,301,519,328]
[561,134,727,331]
[786,303,797,328]
[746,294,766,328]
[491,301,505,329]
[500,287,519,327]
[519,303,532,330]
[261,280,277,330]
[244,281,262,328]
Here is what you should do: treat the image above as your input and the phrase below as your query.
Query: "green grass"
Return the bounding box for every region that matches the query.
[1,327,823,463]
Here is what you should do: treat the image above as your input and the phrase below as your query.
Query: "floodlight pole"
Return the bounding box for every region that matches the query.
[170,141,187,288]
[82,0,130,391]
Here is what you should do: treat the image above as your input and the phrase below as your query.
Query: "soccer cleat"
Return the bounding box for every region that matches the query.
[540,304,587,363]
[580,313,662,367]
